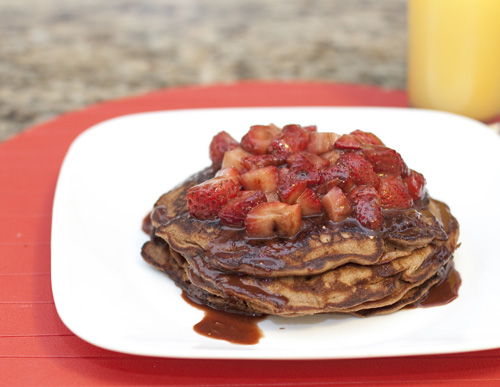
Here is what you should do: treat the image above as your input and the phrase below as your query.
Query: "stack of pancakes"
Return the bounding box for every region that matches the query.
[141,166,460,318]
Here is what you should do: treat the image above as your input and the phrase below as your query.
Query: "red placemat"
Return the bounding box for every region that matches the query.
[1,81,499,387]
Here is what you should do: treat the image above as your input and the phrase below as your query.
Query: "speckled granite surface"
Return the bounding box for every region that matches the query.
[0,0,408,142]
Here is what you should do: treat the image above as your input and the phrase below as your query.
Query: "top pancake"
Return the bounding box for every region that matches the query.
[152,166,457,278]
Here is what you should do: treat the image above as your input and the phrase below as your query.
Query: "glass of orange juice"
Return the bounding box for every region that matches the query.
[407,0,500,121]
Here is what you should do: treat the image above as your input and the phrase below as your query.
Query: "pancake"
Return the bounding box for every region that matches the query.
[142,167,459,318]
[141,125,461,319]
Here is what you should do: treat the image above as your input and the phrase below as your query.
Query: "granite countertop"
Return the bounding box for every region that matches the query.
[0,0,407,143]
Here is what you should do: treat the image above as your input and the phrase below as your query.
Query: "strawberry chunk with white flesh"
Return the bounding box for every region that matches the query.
[240,165,278,192]
[245,202,302,238]
[307,132,340,154]
[322,187,353,222]
[221,147,252,172]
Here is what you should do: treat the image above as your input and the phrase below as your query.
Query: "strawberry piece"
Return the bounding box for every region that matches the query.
[240,125,279,155]
[187,177,240,220]
[218,190,267,227]
[277,166,306,203]
[296,188,323,216]
[306,132,340,154]
[350,130,384,146]
[245,202,302,238]
[363,145,409,176]
[278,177,307,204]
[241,154,284,170]
[321,149,341,165]
[268,124,309,156]
[303,125,318,133]
[349,186,382,230]
[209,131,239,166]
[215,167,240,185]
[322,187,353,222]
[404,170,426,201]
[334,134,363,150]
[221,147,252,172]
[318,163,352,193]
[286,153,322,187]
[240,165,278,192]
[338,152,380,187]
[378,175,413,209]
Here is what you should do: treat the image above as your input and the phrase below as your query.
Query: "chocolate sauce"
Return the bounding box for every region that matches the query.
[181,291,265,345]
[415,263,461,308]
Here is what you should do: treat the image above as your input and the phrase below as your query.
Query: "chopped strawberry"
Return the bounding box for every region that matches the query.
[321,149,341,165]
[286,151,329,170]
[350,130,384,146]
[245,202,302,238]
[215,167,240,185]
[268,124,310,156]
[187,177,240,220]
[278,177,307,204]
[241,154,284,170]
[334,134,363,150]
[349,186,382,230]
[318,163,352,193]
[306,132,340,154]
[240,125,279,155]
[221,146,252,172]
[404,170,426,201]
[338,152,380,187]
[218,190,267,227]
[209,131,239,166]
[302,125,318,133]
[378,175,413,209]
[240,165,278,192]
[363,145,409,176]
[296,188,323,216]
[322,187,353,222]
[277,166,307,204]
[286,153,322,187]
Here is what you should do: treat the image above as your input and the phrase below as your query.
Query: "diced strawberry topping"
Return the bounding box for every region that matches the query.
[240,165,278,192]
[215,167,241,185]
[318,163,352,193]
[350,129,385,146]
[286,153,322,187]
[191,123,428,237]
[322,187,353,222]
[240,125,279,155]
[241,154,284,170]
[268,124,309,156]
[338,152,380,187]
[296,188,323,216]
[363,145,409,176]
[221,147,252,172]
[209,131,239,166]
[218,190,267,227]
[245,202,302,238]
[334,134,363,150]
[349,186,382,230]
[378,175,413,209]
[404,170,427,201]
[307,132,340,154]
[187,177,240,220]
[277,173,307,204]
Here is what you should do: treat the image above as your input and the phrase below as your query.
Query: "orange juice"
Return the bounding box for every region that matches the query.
[408,0,500,121]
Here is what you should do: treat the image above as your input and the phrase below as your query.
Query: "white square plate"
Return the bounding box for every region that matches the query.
[52,107,500,359]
